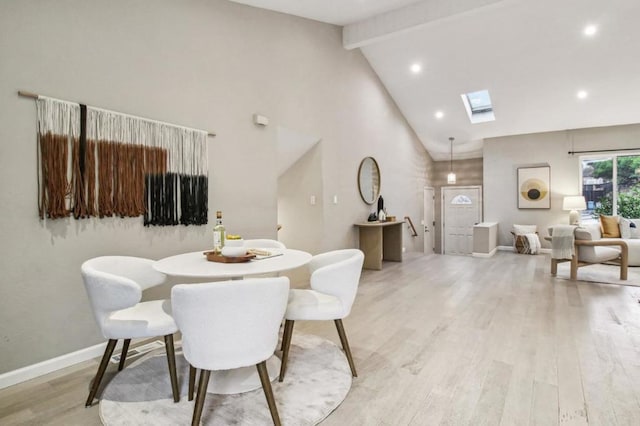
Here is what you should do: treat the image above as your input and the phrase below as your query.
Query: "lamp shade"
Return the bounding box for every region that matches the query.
[562,196,586,211]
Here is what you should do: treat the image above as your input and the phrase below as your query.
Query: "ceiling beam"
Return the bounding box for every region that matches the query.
[343,0,507,50]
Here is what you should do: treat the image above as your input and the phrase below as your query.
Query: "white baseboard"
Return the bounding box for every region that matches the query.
[472,247,498,258]
[497,245,550,254]
[0,340,119,390]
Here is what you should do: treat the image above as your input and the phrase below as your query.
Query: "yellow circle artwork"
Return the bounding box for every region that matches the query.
[520,178,548,202]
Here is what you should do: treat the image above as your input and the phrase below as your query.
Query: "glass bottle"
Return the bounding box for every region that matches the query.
[213,211,225,253]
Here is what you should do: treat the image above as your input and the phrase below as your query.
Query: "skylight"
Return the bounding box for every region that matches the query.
[461,89,496,124]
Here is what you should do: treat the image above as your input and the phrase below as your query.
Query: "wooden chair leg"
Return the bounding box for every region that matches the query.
[164,335,180,403]
[85,339,117,407]
[550,258,558,275]
[278,320,294,382]
[335,319,357,377]
[118,339,131,371]
[620,249,629,280]
[279,320,286,351]
[188,365,197,401]
[192,370,211,426]
[257,361,281,426]
[570,255,578,280]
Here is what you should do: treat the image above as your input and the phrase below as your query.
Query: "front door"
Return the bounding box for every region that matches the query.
[442,186,482,255]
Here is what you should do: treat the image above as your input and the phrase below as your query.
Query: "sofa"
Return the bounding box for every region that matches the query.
[597,216,640,266]
[548,219,633,281]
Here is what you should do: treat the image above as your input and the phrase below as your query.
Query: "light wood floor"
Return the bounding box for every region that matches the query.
[2,252,640,425]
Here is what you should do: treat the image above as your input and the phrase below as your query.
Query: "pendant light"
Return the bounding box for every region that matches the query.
[447,137,456,184]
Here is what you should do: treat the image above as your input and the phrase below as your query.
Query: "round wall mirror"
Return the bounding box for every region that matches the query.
[358,157,381,205]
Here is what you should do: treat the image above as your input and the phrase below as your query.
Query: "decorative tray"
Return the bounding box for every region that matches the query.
[204,251,256,263]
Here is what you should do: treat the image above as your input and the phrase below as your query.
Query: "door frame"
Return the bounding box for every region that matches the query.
[441,185,483,254]
[423,186,435,254]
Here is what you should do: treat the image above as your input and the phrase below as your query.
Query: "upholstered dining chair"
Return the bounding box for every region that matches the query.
[244,239,286,249]
[80,256,180,407]
[279,249,364,382]
[172,277,290,426]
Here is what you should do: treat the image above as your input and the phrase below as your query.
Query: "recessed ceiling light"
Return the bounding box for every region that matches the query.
[577,90,588,99]
[584,24,597,36]
[410,63,422,74]
[435,111,444,119]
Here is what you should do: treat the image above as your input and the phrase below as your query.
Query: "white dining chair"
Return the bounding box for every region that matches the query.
[172,277,290,426]
[244,239,286,249]
[279,249,364,381]
[80,256,180,407]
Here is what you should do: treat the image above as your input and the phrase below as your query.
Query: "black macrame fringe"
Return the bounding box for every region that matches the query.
[179,174,208,226]
[144,172,177,226]
[144,173,207,226]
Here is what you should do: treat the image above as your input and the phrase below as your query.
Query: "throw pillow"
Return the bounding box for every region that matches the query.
[513,234,541,254]
[631,223,640,239]
[619,217,632,239]
[600,214,620,238]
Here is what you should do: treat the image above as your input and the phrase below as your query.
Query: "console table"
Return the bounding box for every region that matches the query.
[354,221,404,270]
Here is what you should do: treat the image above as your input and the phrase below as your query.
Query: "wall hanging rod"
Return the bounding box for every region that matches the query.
[17,90,216,137]
[568,147,640,155]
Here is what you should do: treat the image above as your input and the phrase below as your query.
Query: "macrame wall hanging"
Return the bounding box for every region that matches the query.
[33,95,210,226]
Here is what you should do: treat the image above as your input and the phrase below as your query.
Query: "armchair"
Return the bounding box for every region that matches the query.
[549,225,628,280]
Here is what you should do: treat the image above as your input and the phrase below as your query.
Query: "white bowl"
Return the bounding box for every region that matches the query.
[221,246,247,257]
[225,238,244,247]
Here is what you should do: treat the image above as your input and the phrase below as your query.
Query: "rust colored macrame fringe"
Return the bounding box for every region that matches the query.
[86,140,97,216]
[39,134,206,225]
[94,142,168,219]
[97,141,114,217]
[112,143,145,217]
[39,132,70,219]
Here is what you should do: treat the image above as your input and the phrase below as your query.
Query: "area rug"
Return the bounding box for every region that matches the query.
[99,333,352,425]
[555,262,640,286]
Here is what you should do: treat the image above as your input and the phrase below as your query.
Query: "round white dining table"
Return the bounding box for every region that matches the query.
[153,248,312,279]
[153,247,312,395]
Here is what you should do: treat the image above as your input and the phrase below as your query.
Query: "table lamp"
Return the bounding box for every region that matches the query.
[563,195,586,225]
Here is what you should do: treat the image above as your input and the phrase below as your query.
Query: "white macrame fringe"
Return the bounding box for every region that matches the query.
[36,97,80,139]
[36,97,208,176]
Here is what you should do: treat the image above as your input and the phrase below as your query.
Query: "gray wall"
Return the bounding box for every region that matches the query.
[484,123,640,247]
[0,0,433,373]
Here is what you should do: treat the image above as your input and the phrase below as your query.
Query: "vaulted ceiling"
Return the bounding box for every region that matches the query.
[230,0,640,160]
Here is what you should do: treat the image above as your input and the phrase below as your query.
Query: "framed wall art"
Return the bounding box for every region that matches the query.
[517,166,550,209]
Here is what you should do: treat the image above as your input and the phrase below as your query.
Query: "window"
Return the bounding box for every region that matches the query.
[461,89,495,124]
[581,153,640,221]
[451,195,472,205]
